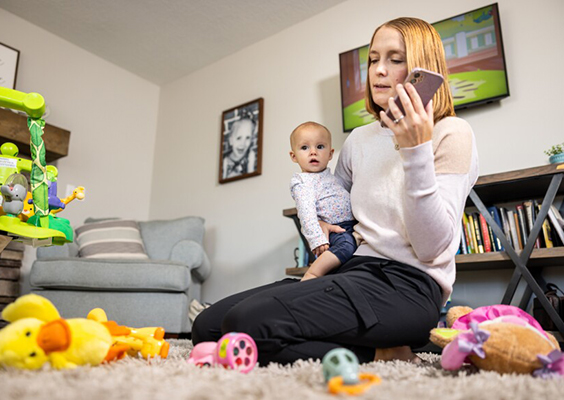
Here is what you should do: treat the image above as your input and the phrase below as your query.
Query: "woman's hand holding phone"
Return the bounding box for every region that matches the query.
[379,83,435,149]
[379,68,443,149]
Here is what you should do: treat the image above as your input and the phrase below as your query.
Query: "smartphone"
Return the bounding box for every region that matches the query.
[382,68,444,126]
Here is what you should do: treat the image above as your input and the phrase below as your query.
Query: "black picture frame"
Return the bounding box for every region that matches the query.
[219,98,264,184]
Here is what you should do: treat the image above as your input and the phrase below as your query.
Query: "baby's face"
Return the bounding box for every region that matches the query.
[229,119,253,160]
[290,126,333,173]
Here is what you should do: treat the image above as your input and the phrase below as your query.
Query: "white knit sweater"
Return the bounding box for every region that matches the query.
[334,117,479,305]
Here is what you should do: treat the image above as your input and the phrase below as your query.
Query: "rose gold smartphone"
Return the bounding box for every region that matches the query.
[382,68,444,126]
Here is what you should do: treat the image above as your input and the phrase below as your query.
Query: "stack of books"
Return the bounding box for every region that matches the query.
[459,202,564,254]
[0,241,24,328]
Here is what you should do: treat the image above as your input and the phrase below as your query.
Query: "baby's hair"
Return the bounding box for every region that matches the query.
[290,121,331,149]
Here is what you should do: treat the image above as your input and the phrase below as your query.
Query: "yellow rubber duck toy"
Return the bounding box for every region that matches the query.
[0,294,114,369]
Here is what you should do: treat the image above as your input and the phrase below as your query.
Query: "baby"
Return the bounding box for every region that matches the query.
[289,121,357,281]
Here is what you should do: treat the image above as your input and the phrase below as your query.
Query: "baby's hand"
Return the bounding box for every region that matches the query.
[313,244,329,257]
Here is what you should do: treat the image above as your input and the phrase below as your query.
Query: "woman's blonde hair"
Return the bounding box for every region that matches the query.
[365,17,455,123]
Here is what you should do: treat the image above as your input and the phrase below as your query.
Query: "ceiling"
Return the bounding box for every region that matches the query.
[0,0,348,85]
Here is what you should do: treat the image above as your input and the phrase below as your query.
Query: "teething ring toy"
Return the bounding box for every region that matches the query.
[328,373,381,395]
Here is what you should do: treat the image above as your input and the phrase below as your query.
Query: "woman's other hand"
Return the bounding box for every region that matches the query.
[318,220,345,243]
[379,83,434,149]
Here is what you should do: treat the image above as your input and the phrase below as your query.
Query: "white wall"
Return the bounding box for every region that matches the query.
[0,9,160,292]
[3,0,562,309]
[152,0,564,307]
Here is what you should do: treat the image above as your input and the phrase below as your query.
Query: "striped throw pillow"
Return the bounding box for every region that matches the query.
[75,220,149,259]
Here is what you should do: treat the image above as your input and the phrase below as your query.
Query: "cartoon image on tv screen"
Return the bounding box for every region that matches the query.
[433,4,509,108]
[339,45,375,132]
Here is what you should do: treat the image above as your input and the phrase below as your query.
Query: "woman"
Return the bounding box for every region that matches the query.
[192,17,479,365]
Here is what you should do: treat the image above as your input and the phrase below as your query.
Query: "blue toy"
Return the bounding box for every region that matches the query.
[322,348,381,395]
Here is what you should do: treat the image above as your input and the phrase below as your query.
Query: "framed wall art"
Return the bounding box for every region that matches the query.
[0,42,20,89]
[219,98,264,184]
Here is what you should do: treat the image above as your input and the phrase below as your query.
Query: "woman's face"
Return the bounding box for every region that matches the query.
[229,119,253,160]
[368,26,409,110]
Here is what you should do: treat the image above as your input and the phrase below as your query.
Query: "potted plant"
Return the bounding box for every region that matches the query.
[545,143,564,164]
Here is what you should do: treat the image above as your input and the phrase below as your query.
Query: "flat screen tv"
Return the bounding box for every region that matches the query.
[338,3,510,132]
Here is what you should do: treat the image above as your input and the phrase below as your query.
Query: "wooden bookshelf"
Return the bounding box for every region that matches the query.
[0,107,70,162]
[468,163,564,206]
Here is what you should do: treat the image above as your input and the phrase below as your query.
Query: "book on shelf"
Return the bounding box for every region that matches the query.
[548,207,564,246]
[523,200,541,249]
[533,200,546,248]
[536,201,554,248]
[468,214,479,253]
[515,204,528,247]
[487,224,496,251]
[487,206,505,251]
[551,204,564,228]
[470,213,484,253]
[514,211,525,250]
[459,229,468,254]
[498,206,513,248]
[478,213,492,252]
[506,209,521,250]
[462,213,474,253]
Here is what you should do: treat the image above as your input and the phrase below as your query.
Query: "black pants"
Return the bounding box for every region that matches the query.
[192,256,442,365]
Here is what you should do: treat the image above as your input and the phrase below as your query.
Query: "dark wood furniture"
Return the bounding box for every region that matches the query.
[0,107,70,162]
[283,163,564,337]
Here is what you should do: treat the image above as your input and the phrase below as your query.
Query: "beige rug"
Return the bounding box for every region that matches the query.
[0,339,562,400]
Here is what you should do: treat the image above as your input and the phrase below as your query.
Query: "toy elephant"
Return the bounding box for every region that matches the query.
[1,173,29,216]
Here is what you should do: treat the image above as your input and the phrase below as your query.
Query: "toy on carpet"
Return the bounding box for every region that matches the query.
[188,332,258,373]
[87,308,169,360]
[430,304,564,377]
[0,294,169,370]
[322,348,381,395]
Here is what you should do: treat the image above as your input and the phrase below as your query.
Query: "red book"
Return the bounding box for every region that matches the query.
[479,214,492,252]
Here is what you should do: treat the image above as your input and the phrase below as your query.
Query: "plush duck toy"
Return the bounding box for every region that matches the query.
[430,305,564,377]
[0,294,115,369]
[0,294,169,370]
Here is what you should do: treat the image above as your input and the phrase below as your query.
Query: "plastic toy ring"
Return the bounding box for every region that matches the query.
[328,373,381,395]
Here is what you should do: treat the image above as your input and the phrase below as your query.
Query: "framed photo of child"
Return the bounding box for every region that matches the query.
[219,98,264,184]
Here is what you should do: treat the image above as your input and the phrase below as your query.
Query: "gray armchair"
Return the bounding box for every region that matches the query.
[29,216,211,334]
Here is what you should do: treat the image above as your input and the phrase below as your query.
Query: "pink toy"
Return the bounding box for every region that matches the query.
[188,332,258,373]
